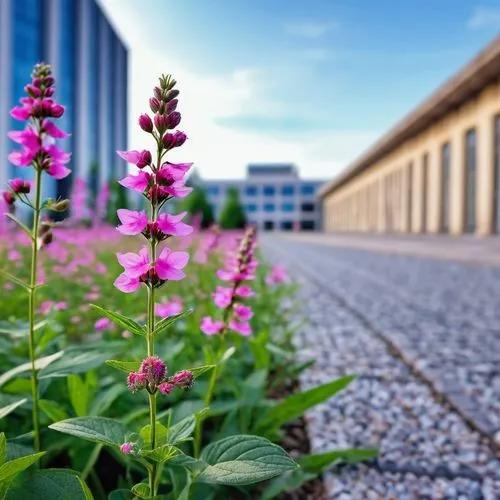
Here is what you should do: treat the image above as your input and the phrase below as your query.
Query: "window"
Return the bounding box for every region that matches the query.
[263,221,274,230]
[281,203,295,212]
[300,220,316,230]
[441,143,451,233]
[464,129,477,233]
[301,202,315,212]
[263,185,276,196]
[301,184,315,196]
[246,204,257,213]
[281,221,293,231]
[494,115,500,232]
[206,186,219,196]
[264,203,275,212]
[245,185,258,196]
[281,185,295,196]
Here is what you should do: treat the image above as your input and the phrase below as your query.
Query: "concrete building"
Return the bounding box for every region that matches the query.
[319,36,500,236]
[0,0,128,200]
[204,164,325,231]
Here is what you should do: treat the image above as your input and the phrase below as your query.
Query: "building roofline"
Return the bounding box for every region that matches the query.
[318,35,500,199]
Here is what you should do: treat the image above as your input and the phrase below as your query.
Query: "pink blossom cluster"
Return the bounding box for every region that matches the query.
[126,356,193,395]
[201,226,257,336]
[113,74,193,294]
[265,264,288,285]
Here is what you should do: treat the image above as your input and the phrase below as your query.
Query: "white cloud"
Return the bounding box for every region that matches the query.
[467,6,500,29]
[97,0,374,181]
[285,21,336,38]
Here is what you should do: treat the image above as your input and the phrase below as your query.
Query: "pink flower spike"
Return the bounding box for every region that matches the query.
[114,272,141,293]
[117,247,150,278]
[200,316,224,336]
[229,319,252,336]
[235,285,255,298]
[234,304,253,321]
[95,318,111,331]
[157,212,193,237]
[119,172,150,193]
[117,150,142,164]
[117,209,148,235]
[43,120,70,138]
[213,286,233,309]
[155,247,189,281]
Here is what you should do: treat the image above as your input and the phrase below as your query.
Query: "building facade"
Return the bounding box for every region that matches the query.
[0,0,128,200]
[204,164,324,231]
[319,36,500,236]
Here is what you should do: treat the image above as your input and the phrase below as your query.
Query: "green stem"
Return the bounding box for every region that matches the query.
[28,167,42,454]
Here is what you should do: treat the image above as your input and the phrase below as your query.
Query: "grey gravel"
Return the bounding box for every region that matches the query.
[262,236,500,499]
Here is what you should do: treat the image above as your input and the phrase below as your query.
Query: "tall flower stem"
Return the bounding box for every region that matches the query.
[28,167,42,453]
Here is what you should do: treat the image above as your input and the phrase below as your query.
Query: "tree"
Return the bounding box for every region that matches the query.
[176,184,215,229]
[219,187,246,229]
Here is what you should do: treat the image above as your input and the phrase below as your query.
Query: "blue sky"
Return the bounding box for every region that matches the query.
[99,0,500,180]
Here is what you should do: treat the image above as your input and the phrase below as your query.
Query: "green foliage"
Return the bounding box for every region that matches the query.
[177,184,215,229]
[218,187,246,229]
[107,180,129,225]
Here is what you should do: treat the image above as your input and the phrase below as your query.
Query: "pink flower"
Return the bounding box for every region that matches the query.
[43,120,69,138]
[9,178,32,194]
[95,318,111,331]
[114,273,141,293]
[4,283,14,291]
[119,171,151,193]
[234,304,253,321]
[140,356,166,385]
[213,286,233,309]
[154,247,189,281]
[170,370,193,390]
[162,131,187,149]
[117,149,151,169]
[155,296,183,318]
[120,442,134,454]
[117,209,148,235]
[156,162,192,184]
[39,301,54,315]
[157,212,192,237]
[200,316,224,336]
[158,382,175,395]
[229,319,252,336]
[235,285,254,298]
[8,249,22,261]
[266,265,288,285]
[55,301,67,311]
[117,247,150,279]
[127,372,147,392]
[159,182,192,199]
[139,114,153,133]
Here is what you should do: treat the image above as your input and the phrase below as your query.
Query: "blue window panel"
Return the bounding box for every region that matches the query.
[282,203,295,212]
[301,184,316,196]
[263,185,275,196]
[282,185,295,196]
[264,203,275,212]
[245,185,258,196]
[207,186,220,196]
[246,204,257,212]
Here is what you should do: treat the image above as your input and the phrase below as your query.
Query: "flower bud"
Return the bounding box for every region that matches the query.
[32,77,43,88]
[166,99,178,114]
[149,97,160,113]
[158,382,175,395]
[138,114,153,133]
[41,232,53,246]
[25,84,41,98]
[166,112,181,130]
[164,89,179,102]
[127,371,148,392]
[51,199,70,212]
[154,114,169,135]
[44,76,55,87]
[2,191,15,206]
[170,370,194,390]
[120,442,134,454]
[50,104,64,118]
[136,150,152,169]
[153,86,163,100]
[39,221,52,236]
[9,178,32,194]
[162,131,187,150]
[45,87,54,98]
[140,356,166,385]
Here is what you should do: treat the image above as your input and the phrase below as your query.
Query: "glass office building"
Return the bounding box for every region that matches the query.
[0,0,128,200]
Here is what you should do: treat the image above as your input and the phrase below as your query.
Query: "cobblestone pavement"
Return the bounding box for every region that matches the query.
[262,236,500,500]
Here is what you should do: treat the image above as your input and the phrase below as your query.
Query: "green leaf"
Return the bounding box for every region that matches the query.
[140,444,182,463]
[0,352,63,388]
[166,415,195,445]
[4,213,32,239]
[0,270,29,291]
[0,433,6,465]
[196,435,297,486]
[298,448,378,474]
[220,347,236,363]
[67,375,89,417]
[90,305,145,336]
[39,400,70,423]
[6,442,33,461]
[105,360,141,374]
[49,417,128,447]
[257,375,355,433]
[89,384,126,416]
[131,483,151,499]
[0,451,45,481]
[38,350,110,379]
[0,399,27,420]
[0,320,47,337]
[4,468,94,499]
[261,469,317,500]
[190,365,215,380]
[152,310,191,337]
[108,490,134,500]
[140,422,168,449]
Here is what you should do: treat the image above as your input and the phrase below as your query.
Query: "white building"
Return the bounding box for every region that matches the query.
[203,164,325,231]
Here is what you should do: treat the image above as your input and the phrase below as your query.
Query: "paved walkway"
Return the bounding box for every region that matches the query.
[262,235,500,500]
[279,232,500,267]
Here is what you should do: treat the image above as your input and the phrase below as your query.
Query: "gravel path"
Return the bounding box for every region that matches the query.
[262,236,500,500]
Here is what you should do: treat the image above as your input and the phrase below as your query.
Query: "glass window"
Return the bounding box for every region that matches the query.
[441,143,451,233]
[281,221,293,230]
[246,204,257,212]
[245,185,258,196]
[301,184,315,196]
[301,202,315,212]
[264,203,275,212]
[281,203,295,212]
[281,185,295,196]
[263,185,275,196]
[300,220,316,230]
[465,129,476,233]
